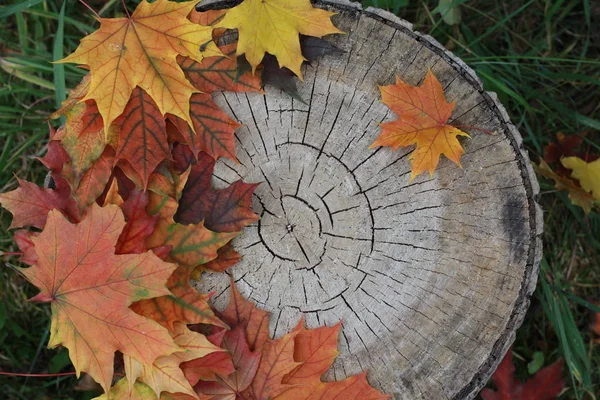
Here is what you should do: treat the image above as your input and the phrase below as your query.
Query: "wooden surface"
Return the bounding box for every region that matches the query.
[195,1,543,398]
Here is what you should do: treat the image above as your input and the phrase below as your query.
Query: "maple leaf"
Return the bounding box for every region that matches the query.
[59,0,221,132]
[54,100,105,182]
[221,279,270,352]
[13,230,38,266]
[181,43,263,94]
[51,73,91,119]
[246,326,301,399]
[131,266,225,331]
[18,203,180,393]
[199,242,241,274]
[481,349,564,400]
[283,322,341,385]
[0,178,78,229]
[535,160,596,214]
[277,320,389,400]
[562,156,600,200]
[168,93,242,162]
[369,70,470,179]
[195,325,262,399]
[175,152,260,232]
[215,0,343,78]
[181,330,235,385]
[116,189,159,254]
[125,322,221,399]
[113,87,171,188]
[71,148,115,214]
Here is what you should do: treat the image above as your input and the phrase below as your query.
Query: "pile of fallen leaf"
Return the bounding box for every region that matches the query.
[0,0,579,399]
[0,0,393,398]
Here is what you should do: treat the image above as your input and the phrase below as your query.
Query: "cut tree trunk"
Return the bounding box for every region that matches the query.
[196,1,542,399]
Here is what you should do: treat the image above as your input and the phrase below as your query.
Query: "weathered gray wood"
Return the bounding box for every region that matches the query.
[194,1,542,399]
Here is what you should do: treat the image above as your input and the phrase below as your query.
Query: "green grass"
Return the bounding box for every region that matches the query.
[1,0,599,399]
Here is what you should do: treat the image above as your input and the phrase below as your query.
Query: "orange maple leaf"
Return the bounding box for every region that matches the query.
[246,326,301,399]
[18,203,180,393]
[369,70,470,179]
[277,320,390,400]
[59,0,220,133]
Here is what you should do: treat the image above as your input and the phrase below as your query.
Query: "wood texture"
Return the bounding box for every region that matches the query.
[195,1,542,399]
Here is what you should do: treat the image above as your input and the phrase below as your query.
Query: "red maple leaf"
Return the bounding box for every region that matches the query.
[481,349,564,400]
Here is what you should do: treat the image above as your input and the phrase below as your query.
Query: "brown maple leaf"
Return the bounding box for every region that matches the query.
[369,70,470,179]
[175,152,260,232]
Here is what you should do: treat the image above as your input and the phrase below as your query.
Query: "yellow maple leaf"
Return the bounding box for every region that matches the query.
[535,159,596,214]
[59,0,220,134]
[562,156,600,200]
[369,70,470,179]
[215,0,343,78]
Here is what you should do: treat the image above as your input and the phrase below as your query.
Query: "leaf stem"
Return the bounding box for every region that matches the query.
[121,0,131,18]
[0,371,77,377]
[78,0,101,19]
[0,251,23,256]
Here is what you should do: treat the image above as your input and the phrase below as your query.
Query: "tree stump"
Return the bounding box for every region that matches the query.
[197,1,542,398]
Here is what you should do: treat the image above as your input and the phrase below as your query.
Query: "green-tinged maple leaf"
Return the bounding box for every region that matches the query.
[51,74,91,119]
[125,322,221,398]
[168,93,241,161]
[58,0,221,132]
[113,87,171,188]
[18,203,180,393]
[175,152,260,232]
[180,43,263,93]
[131,266,225,331]
[54,100,105,182]
[165,221,238,269]
[481,349,564,400]
[0,178,78,229]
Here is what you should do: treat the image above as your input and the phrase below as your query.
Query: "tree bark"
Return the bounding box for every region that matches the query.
[196,1,542,399]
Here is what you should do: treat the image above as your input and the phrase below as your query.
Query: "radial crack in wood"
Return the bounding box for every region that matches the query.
[193,1,542,399]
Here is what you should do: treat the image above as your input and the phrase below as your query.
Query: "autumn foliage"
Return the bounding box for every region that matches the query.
[0,0,395,398]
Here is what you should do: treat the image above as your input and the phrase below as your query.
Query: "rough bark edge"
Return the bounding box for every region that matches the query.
[195,1,544,398]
